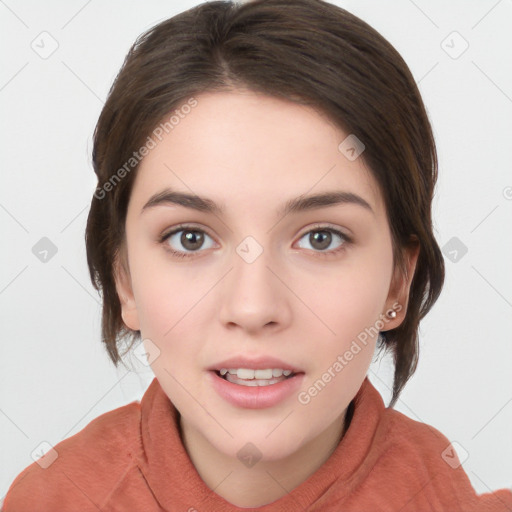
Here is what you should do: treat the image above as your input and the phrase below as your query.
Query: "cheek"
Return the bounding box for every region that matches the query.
[295,251,392,342]
[130,254,212,344]
[128,250,181,336]
[296,261,387,419]
[131,266,204,393]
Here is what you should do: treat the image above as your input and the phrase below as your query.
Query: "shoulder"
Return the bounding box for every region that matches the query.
[2,400,142,512]
[383,406,456,458]
[370,406,512,510]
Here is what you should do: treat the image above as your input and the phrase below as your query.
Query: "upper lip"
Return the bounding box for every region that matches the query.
[208,356,303,373]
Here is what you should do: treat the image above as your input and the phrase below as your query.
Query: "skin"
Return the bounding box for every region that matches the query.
[114,89,419,507]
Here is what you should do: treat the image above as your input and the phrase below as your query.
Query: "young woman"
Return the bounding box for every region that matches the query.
[4,0,511,510]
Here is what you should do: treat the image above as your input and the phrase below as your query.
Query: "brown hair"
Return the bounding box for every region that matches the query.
[85,0,445,408]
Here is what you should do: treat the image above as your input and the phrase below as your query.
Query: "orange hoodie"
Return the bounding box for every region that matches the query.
[3,376,511,511]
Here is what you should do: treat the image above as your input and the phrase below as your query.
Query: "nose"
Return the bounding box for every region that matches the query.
[218,242,292,334]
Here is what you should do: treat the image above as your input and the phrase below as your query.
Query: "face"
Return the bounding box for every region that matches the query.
[115,89,418,464]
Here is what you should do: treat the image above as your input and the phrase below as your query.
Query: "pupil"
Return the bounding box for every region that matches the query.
[311,231,331,250]
[182,231,204,250]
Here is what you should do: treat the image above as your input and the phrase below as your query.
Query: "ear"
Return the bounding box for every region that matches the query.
[381,237,420,330]
[113,246,140,331]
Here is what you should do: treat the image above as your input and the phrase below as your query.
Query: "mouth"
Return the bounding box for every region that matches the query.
[213,368,301,387]
[208,366,306,409]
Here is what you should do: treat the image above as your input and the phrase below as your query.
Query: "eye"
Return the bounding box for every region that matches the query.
[159,225,215,258]
[295,226,351,256]
[159,224,351,260]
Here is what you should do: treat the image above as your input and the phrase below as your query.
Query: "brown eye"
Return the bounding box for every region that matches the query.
[309,230,332,250]
[296,227,350,255]
[180,230,205,250]
[160,226,215,258]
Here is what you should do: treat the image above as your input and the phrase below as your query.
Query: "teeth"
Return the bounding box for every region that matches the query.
[218,368,294,379]
[225,373,285,386]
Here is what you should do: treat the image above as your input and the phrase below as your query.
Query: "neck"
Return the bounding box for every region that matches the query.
[179,407,349,508]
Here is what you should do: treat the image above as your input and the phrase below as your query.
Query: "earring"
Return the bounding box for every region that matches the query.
[386,310,397,319]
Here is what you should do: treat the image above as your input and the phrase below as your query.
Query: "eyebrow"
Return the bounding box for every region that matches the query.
[141,188,374,217]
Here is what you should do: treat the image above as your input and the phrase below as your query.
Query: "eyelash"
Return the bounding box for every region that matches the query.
[158,223,352,260]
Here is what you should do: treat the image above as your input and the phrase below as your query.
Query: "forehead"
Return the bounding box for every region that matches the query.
[129,90,385,220]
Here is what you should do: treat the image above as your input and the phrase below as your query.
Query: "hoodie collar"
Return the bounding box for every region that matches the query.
[137,375,384,511]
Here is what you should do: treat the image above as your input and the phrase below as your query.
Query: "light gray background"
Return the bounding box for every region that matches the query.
[1,0,511,502]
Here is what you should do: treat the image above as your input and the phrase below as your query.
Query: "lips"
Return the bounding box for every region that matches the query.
[208,369,305,409]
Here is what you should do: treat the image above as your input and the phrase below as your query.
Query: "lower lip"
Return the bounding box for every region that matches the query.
[208,371,305,409]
